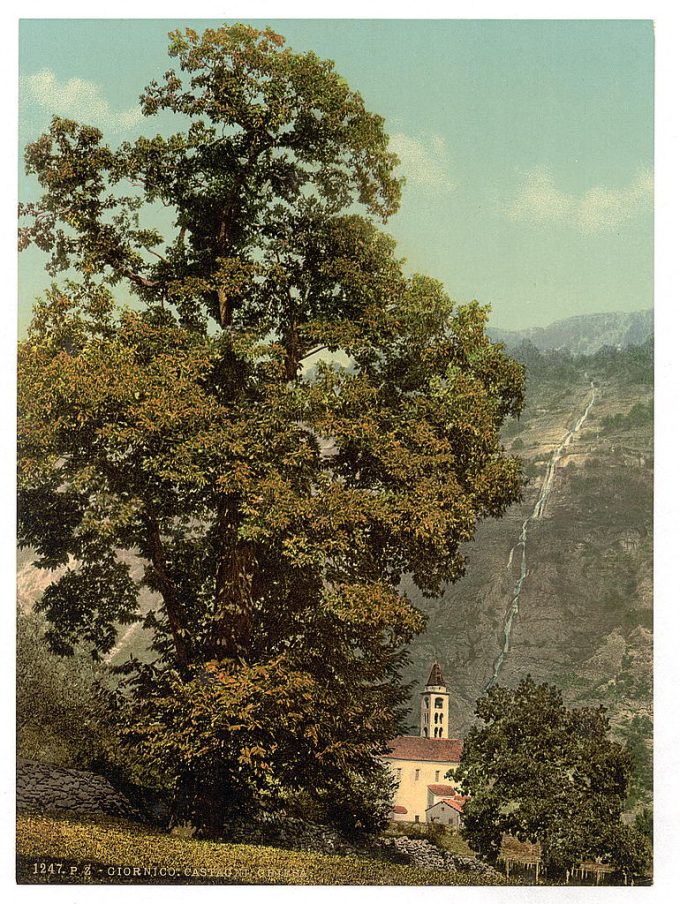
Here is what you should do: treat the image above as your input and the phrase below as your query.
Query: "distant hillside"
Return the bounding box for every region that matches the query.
[402,340,653,810]
[488,310,653,356]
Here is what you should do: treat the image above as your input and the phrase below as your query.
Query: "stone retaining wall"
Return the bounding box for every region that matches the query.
[382,836,500,878]
[16,758,138,820]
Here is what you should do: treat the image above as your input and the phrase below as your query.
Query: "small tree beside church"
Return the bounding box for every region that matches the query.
[18,24,525,836]
[452,677,651,882]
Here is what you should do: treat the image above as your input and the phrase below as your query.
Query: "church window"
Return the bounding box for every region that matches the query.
[415,769,420,781]
[396,768,401,779]
[435,697,443,708]
[435,770,440,781]
[422,727,428,737]
[415,816,420,823]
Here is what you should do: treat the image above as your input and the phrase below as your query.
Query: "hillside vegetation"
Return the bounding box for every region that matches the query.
[17,812,506,886]
[403,339,653,811]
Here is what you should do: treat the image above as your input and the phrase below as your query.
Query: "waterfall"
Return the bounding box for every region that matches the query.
[484,383,596,690]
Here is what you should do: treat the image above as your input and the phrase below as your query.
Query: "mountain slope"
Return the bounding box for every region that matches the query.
[402,344,653,806]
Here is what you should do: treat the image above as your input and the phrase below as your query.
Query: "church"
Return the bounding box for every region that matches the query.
[384,662,465,824]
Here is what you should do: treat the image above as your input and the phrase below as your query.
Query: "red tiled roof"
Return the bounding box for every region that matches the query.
[393,805,408,815]
[442,798,465,813]
[427,783,456,796]
[385,736,463,763]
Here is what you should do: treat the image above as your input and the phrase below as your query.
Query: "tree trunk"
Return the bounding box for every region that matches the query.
[210,497,256,659]
[284,318,301,381]
[171,767,232,839]
[143,514,191,669]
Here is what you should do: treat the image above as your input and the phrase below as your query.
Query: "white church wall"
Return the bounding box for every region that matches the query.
[386,758,461,823]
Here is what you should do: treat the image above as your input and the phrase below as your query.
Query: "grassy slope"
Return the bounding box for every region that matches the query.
[17,812,507,886]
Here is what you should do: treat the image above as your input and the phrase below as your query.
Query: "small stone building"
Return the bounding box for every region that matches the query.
[425,796,465,826]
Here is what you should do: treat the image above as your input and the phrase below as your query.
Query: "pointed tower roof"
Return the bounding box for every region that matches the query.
[426,661,445,688]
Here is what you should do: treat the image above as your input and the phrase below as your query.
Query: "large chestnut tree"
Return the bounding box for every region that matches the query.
[18,24,524,836]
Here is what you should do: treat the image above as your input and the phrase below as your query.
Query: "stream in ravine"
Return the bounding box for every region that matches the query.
[484,383,597,690]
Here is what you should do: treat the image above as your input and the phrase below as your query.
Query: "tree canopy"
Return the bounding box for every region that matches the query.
[17,607,114,770]
[454,677,650,881]
[18,24,525,836]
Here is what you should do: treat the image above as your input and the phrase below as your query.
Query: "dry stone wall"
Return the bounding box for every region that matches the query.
[382,836,500,877]
[17,758,138,820]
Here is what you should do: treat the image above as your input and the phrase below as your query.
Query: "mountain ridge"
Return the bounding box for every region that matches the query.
[488,309,652,356]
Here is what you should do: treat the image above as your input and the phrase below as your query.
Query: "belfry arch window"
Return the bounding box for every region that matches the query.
[435,697,444,709]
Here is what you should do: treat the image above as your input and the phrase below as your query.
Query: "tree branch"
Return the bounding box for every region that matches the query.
[299,344,328,361]
[123,268,161,289]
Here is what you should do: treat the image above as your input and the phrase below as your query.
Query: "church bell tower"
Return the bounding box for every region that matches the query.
[420,661,449,739]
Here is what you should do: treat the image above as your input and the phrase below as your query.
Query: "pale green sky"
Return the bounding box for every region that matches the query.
[18,18,654,333]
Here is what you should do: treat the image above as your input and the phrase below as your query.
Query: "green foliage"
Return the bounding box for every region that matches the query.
[634,807,653,844]
[510,341,578,387]
[456,676,650,881]
[620,714,653,807]
[113,656,398,836]
[19,23,524,836]
[599,401,653,434]
[510,337,653,390]
[17,812,508,886]
[582,339,653,385]
[16,609,114,768]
